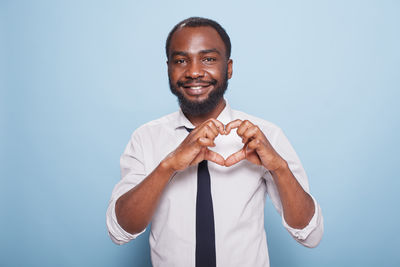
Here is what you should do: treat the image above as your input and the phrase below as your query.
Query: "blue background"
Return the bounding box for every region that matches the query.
[1,0,399,266]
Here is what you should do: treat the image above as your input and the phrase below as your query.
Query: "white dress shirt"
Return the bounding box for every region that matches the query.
[106,102,324,267]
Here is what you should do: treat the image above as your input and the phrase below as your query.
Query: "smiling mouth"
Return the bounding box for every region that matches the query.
[183,84,211,89]
[181,83,213,96]
[177,79,217,96]
[178,78,217,87]
[187,86,204,90]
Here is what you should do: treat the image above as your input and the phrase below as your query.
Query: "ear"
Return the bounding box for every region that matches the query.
[166,60,171,73]
[227,59,233,79]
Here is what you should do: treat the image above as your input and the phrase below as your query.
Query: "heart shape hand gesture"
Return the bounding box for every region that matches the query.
[164,118,285,172]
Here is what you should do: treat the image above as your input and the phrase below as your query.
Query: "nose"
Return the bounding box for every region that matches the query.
[185,60,204,79]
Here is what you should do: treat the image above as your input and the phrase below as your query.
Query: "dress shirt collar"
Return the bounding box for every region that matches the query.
[174,100,233,130]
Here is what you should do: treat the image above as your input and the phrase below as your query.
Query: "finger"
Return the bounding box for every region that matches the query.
[247,138,262,151]
[225,119,242,134]
[237,120,254,137]
[191,137,217,166]
[241,126,259,144]
[204,119,228,138]
[197,137,215,147]
[205,149,225,166]
[246,150,262,166]
[224,149,246,167]
[190,147,207,166]
[192,124,217,141]
[208,118,226,135]
[203,124,219,140]
[245,140,263,165]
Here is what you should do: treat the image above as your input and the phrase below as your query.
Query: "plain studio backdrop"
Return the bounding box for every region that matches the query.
[1,0,399,266]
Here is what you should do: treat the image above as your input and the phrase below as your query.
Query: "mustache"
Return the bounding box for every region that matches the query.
[177,78,218,87]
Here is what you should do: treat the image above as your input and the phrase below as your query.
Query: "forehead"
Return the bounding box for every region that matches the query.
[169,26,226,56]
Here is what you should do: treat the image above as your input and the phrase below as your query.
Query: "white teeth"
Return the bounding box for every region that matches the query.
[190,86,202,90]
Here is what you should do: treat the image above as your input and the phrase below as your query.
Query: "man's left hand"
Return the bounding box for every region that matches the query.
[224,119,286,171]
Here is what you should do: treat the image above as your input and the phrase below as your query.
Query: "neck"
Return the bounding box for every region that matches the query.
[184,99,226,127]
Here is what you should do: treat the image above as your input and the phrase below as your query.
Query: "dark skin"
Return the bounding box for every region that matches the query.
[116,26,314,235]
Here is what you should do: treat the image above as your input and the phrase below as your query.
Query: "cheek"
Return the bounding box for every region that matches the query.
[208,68,225,82]
[168,68,183,82]
[202,66,220,78]
[207,62,227,76]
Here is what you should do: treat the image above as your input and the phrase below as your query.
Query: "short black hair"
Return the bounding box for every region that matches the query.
[165,17,231,60]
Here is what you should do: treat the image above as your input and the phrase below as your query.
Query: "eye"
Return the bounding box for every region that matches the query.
[203,57,216,62]
[174,59,186,64]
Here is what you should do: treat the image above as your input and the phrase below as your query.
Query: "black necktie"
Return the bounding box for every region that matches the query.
[185,127,216,267]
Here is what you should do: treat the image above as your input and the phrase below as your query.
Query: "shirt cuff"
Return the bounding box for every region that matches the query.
[281,194,320,241]
[106,198,146,245]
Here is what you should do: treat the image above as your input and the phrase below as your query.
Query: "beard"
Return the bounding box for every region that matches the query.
[169,71,228,116]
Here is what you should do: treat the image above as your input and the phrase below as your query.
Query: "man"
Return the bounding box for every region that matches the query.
[107,17,323,267]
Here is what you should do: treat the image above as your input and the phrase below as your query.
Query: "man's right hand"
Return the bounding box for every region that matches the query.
[115,119,225,235]
[163,119,226,172]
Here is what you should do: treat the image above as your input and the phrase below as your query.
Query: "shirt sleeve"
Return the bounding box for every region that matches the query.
[106,131,147,245]
[263,127,324,248]
[281,195,324,248]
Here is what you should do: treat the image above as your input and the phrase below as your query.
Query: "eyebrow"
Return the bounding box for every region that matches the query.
[171,51,188,57]
[170,49,221,58]
[199,49,221,55]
